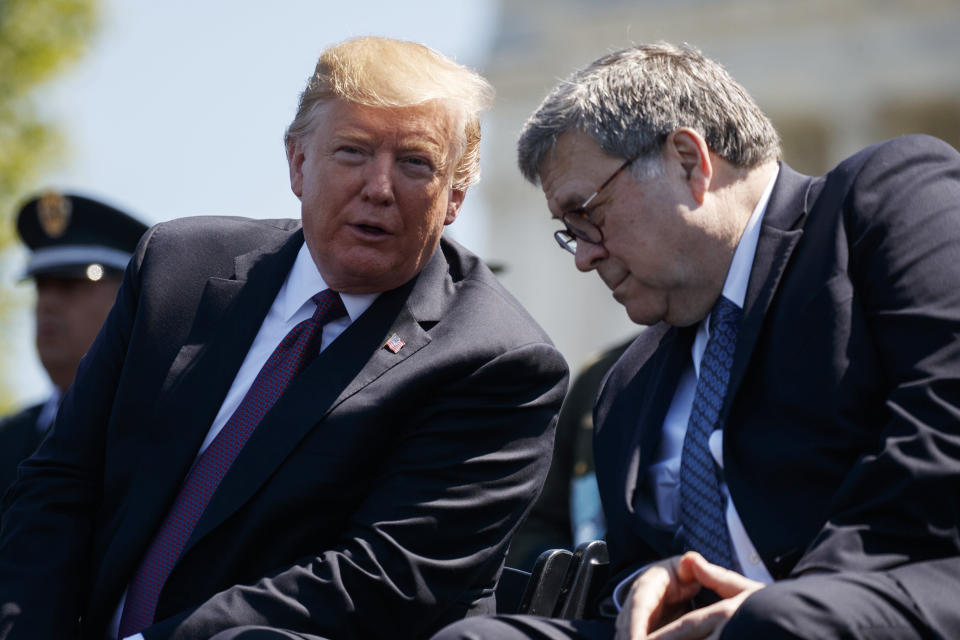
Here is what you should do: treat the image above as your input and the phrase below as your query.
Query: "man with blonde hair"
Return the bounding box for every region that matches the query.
[0,36,567,640]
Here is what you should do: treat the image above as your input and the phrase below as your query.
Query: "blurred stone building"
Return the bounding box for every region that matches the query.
[475,0,960,375]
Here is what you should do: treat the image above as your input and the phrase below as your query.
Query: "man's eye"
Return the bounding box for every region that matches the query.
[583,203,605,220]
[564,206,596,223]
[334,146,365,163]
[400,156,436,176]
[403,156,431,168]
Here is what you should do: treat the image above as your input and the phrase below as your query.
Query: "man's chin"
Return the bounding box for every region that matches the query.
[623,303,662,327]
[324,265,419,295]
[613,287,667,326]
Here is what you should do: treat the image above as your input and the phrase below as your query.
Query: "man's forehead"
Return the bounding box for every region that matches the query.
[541,130,590,168]
[539,132,608,205]
[324,100,454,144]
[334,123,447,150]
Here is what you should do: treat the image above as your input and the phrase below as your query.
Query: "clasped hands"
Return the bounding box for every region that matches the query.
[615,552,764,640]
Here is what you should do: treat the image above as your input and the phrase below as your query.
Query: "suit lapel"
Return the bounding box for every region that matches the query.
[108,230,303,584]
[724,165,814,415]
[620,326,694,556]
[183,243,452,553]
[626,327,694,495]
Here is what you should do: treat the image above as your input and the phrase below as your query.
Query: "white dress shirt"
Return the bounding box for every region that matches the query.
[614,168,780,608]
[114,243,377,640]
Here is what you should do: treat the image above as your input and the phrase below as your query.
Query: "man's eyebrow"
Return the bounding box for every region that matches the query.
[396,134,446,155]
[330,129,375,145]
[557,193,587,213]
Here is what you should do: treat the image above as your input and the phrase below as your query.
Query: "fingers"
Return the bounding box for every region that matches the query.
[678,552,764,599]
[615,557,701,640]
[617,553,764,639]
[615,565,671,640]
[646,588,756,640]
[646,607,723,640]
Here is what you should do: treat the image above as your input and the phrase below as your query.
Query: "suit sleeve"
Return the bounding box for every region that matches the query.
[0,227,153,639]
[146,337,568,640]
[793,135,960,575]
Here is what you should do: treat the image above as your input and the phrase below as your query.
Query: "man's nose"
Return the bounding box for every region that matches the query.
[360,155,395,206]
[574,238,607,272]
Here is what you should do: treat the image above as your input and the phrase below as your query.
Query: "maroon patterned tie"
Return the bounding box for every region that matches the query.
[118,289,346,636]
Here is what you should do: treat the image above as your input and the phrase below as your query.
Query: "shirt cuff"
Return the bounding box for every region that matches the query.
[612,565,650,611]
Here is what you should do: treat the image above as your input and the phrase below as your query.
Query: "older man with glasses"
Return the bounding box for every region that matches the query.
[433,42,960,640]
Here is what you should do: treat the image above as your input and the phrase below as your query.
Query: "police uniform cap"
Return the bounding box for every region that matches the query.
[16,192,148,281]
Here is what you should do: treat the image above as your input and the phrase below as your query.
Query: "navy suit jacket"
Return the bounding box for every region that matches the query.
[0,216,568,640]
[594,135,960,633]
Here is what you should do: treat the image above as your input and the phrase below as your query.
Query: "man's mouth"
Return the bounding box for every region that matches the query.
[351,223,390,237]
[605,272,627,293]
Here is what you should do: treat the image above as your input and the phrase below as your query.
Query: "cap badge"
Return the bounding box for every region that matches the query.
[37,192,72,238]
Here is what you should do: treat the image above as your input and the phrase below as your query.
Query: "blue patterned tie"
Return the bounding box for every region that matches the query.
[678,295,740,570]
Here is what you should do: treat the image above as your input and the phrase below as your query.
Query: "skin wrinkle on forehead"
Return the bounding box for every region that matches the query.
[542,146,625,222]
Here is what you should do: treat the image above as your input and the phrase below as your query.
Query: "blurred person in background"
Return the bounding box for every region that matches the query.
[0,192,146,498]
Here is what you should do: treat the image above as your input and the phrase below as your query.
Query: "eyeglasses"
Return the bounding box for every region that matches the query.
[554,155,637,255]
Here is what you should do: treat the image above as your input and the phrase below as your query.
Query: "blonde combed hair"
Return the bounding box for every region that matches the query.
[286,36,494,191]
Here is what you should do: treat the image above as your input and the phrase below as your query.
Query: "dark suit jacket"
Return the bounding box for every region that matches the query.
[594,135,960,633]
[0,216,568,640]
[0,403,45,502]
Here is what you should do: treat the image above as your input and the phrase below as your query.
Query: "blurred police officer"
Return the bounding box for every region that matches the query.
[0,192,147,496]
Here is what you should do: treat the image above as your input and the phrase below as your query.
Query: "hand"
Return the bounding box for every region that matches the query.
[615,553,700,640]
[615,552,764,640]
[646,554,763,640]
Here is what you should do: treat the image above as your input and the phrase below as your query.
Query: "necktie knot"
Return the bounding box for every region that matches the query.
[709,295,741,333]
[311,289,347,324]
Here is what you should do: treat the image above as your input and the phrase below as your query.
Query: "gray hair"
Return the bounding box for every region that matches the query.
[518,42,781,184]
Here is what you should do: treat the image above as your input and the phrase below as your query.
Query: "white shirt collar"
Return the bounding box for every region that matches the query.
[693,167,780,376]
[720,165,780,308]
[280,243,378,322]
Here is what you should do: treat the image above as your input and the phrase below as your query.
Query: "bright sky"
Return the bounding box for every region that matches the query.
[12,0,499,405]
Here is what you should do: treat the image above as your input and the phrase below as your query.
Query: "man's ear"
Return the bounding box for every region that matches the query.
[286,138,305,198]
[668,128,712,205]
[444,188,466,225]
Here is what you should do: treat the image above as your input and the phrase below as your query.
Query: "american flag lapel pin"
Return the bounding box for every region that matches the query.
[384,333,405,354]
